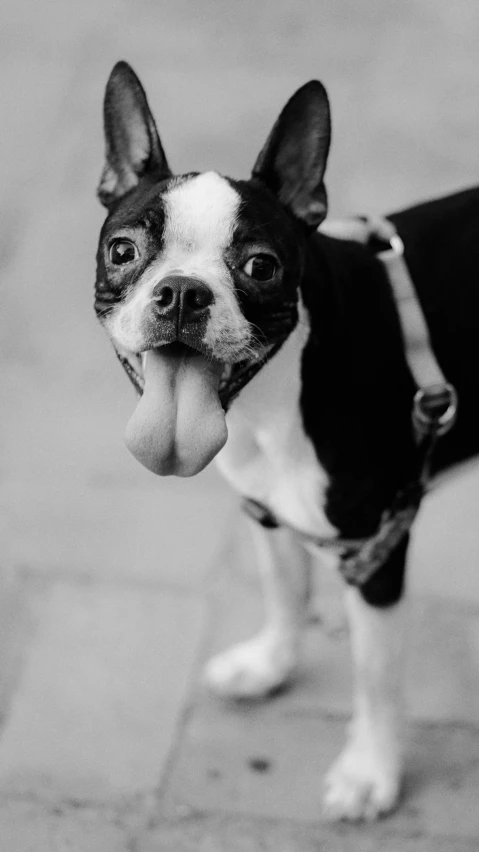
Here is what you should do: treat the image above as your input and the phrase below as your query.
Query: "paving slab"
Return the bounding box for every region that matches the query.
[0,567,35,716]
[161,699,479,840]
[0,800,129,852]
[3,470,235,587]
[205,526,479,726]
[410,460,479,606]
[0,580,205,803]
[157,541,479,842]
[139,813,478,852]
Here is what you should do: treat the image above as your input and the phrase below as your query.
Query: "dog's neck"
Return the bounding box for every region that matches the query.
[300,230,409,392]
[299,231,419,532]
[217,228,420,536]
[216,297,336,537]
[227,229,416,451]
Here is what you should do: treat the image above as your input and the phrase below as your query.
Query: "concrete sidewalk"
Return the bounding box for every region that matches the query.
[0,495,479,851]
[1,0,479,848]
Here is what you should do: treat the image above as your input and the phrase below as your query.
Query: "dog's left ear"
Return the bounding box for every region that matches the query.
[97,61,172,208]
[252,81,331,229]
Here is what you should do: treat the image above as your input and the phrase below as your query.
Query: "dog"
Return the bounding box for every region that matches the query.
[94,61,479,820]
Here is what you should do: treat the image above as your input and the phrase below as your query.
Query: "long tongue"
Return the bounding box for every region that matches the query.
[124,345,227,476]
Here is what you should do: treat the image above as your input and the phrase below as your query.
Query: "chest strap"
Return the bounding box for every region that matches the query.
[242,216,458,587]
[243,481,423,587]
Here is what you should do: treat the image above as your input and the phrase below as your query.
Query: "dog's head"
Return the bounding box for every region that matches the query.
[95,62,331,477]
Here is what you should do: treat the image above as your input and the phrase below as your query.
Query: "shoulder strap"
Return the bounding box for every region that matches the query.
[320,216,458,439]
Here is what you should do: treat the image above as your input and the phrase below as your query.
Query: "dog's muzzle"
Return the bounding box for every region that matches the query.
[141,274,215,354]
[120,274,228,478]
[112,272,296,478]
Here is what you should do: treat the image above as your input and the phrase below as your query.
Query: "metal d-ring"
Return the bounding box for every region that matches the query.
[413,382,458,437]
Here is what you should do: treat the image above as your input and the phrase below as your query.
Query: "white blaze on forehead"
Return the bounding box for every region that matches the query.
[162,171,240,261]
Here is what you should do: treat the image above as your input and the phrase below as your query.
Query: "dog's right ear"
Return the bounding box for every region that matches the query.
[97,61,172,208]
[252,81,331,229]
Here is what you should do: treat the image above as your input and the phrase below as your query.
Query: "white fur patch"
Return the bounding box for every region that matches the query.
[323,588,405,820]
[106,172,251,359]
[163,171,239,258]
[205,509,313,698]
[216,300,337,539]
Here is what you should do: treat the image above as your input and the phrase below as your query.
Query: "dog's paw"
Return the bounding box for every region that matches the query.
[204,631,297,698]
[323,736,401,822]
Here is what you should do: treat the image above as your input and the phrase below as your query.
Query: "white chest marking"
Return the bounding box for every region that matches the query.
[216,305,337,539]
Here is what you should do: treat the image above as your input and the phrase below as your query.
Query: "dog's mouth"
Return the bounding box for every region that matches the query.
[122,341,230,477]
[121,343,234,398]
[118,333,279,478]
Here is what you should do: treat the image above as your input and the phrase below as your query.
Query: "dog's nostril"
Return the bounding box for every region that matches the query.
[156,285,174,307]
[185,284,213,310]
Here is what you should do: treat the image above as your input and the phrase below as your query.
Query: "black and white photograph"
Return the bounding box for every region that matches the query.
[1,1,479,849]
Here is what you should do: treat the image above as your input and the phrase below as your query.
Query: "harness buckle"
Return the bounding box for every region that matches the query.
[413,382,458,437]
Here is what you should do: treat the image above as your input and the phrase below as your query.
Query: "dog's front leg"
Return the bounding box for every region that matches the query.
[205,519,311,698]
[324,540,408,821]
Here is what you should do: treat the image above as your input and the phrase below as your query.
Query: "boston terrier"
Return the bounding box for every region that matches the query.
[94,61,479,820]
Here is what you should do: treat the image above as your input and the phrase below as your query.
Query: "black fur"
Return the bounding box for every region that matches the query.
[98,61,171,208]
[252,80,331,228]
[299,188,479,605]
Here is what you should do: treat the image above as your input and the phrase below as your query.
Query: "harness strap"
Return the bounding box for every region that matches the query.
[242,497,369,552]
[243,480,425,588]
[370,218,444,390]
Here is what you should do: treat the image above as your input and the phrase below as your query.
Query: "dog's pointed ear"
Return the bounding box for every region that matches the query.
[252,81,331,229]
[97,61,172,208]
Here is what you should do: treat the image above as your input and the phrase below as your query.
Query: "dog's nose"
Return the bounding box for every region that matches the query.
[152,276,214,325]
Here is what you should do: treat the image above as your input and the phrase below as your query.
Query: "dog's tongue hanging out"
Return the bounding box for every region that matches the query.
[124,345,228,476]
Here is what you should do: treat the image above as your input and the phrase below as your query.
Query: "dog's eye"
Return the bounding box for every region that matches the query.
[242,254,278,281]
[109,239,138,266]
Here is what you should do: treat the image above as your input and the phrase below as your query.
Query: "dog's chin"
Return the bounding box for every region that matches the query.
[122,340,230,477]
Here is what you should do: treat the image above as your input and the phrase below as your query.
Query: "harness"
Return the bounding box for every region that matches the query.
[242,217,458,587]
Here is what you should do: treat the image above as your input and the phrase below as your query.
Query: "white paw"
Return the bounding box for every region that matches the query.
[323,736,401,821]
[204,631,297,698]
